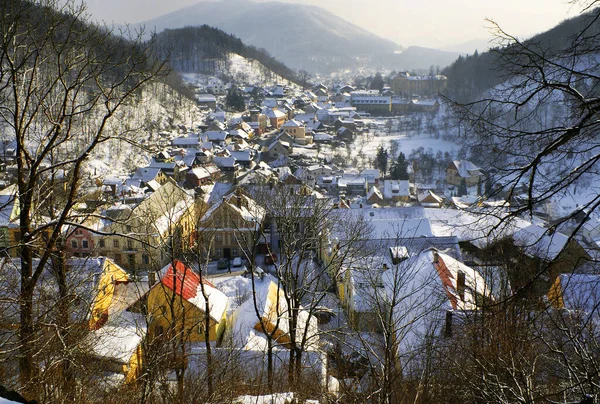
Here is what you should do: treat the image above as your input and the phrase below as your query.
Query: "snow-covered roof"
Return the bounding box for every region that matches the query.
[450,160,482,178]
[201,191,265,226]
[0,185,18,227]
[231,275,318,352]
[281,119,303,128]
[203,131,228,142]
[424,208,576,261]
[132,167,162,184]
[367,186,383,202]
[265,108,287,119]
[334,207,433,240]
[214,156,237,168]
[88,311,146,363]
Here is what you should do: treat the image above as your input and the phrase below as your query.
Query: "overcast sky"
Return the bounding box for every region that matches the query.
[82,0,581,48]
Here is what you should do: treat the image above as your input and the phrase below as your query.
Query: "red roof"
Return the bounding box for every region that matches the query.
[433,255,458,309]
[160,260,215,302]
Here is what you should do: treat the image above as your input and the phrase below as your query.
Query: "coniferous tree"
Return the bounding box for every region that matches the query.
[390,152,409,180]
[374,145,389,177]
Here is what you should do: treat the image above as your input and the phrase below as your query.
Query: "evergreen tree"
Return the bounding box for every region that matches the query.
[375,145,389,177]
[390,152,409,180]
[225,87,245,111]
[370,72,385,92]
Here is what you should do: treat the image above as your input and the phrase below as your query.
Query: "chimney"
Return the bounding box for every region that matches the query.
[237,195,242,208]
[457,270,466,301]
[444,310,453,338]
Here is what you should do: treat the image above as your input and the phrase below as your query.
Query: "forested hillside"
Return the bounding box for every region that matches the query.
[442,7,600,101]
[149,25,301,85]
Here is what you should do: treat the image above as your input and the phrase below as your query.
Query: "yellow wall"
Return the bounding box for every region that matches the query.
[146,284,224,343]
[124,344,144,383]
[89,259,130,329]
[547,277,564,309]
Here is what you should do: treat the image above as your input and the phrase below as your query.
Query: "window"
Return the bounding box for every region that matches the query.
[126,225,132,232]
[82,240,89,249]
[99,239,105,248]
[71,240,78,248]
[232,248,238,257]
[128,254,135,269]
[113,239,119,248]
[215,234,222,242]
[142,254,150,265]
[127,239,133,249]
[216,248,223,257]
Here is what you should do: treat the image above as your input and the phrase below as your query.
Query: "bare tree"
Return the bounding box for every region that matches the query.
[0,0,165,395]
[449,1,600,233]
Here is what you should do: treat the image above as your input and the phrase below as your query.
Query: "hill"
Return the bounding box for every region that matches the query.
[149,25,301,85]
[136,0,402,73]
[442,8,600,101]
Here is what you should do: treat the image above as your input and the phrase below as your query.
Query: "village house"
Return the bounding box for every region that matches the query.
[383,179,410,202]
[196,93,217,111]
[0,185,19,257]
[143,260,229,344]
[446,160,483,187]
[197,189,265,260]
[265,108,287,129]
[281,119,311,145]
[93,179,200,271]
[172,134,201,149]
[418,190,444,208]
[263,139,292,161]
[186,164,221,188]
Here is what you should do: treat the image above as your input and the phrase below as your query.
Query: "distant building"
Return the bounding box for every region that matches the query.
[391,72,447,96]
[350,90,391,115]
[446,160,483,187]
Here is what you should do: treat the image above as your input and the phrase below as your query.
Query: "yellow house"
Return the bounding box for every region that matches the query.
[85,257,151,382]
[89,258,136,330]
[145,260,228,344]
[87,310,147,383]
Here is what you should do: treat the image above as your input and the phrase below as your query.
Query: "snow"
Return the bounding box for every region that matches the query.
[234,392,296,404]
[88,311,146,363]
[424,208,571,260]
[0,398,22,404]
[187,282,229,323]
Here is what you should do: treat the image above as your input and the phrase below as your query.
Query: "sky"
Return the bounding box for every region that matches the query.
[82,0,582,49]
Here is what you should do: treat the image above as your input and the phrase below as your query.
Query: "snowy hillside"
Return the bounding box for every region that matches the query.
[182,53,300,90]
[83,81,206,180]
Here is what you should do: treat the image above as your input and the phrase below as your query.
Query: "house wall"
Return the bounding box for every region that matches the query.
[146,286,221,343]
[94,198,200,271]
[89,260,130,330]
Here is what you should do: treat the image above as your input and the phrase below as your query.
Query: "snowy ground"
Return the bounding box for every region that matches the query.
[293,118,461,175]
